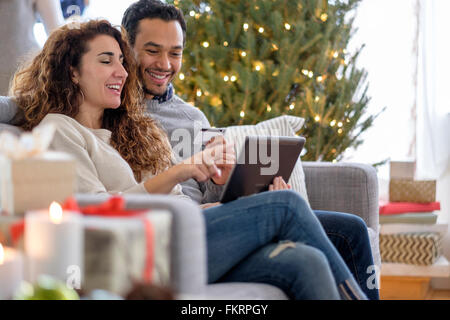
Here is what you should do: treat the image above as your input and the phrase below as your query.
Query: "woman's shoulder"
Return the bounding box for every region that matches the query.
[39,113,87,145]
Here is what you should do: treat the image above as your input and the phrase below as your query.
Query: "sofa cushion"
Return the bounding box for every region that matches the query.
[205,282,289,300]
[0,123,22,136]
[224,115,309,205]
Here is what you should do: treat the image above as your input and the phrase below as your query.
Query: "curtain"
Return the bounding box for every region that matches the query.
[416,0,450,180]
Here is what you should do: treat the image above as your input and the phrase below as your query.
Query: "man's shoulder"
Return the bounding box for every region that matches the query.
[172,95,208,121]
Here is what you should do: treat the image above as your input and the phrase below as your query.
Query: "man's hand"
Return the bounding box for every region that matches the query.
[268,176,292,191]
[204,135,236,185]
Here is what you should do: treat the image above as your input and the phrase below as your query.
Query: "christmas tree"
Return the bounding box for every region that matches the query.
[168,0,376,161]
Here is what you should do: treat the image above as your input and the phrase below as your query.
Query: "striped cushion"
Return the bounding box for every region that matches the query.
[224,115,309,205]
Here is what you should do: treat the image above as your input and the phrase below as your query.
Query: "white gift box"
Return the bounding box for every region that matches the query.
[389,160,416,180]
[0,151,76,215]
[82,210,172,296]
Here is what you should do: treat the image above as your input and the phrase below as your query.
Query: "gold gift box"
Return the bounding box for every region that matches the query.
[389,179,436,203]
[0,151,76,216]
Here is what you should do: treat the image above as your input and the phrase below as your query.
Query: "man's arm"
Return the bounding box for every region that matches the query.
[0,96,19,124]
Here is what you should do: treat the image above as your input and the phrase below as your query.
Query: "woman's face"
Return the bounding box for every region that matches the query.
[72,35,128,111]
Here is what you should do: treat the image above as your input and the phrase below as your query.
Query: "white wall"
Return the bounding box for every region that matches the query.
[344,0,418,181]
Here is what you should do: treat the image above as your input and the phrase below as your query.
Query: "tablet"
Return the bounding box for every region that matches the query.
[219,136,306,203]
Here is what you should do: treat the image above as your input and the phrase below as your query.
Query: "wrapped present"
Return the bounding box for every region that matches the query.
[0,125,76,216]
[379,212,439,225]
[389,179,436,203]
[380,232,442,266]
[379,201,440,215]
[63,197,172,296]
[0,215,25,250]
[390,160,415,180]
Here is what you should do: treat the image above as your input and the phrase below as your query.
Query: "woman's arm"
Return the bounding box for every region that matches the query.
[142,145,225,194]
[35,0,65,35]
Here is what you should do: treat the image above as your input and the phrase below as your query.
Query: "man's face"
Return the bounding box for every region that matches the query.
[133,18,183,98]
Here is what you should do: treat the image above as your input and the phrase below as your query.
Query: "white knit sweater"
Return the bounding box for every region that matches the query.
[39,113,188,199]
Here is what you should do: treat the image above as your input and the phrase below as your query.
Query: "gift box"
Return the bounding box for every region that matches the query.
[390,161,415,180]
[379,201,440,215]
[0,152,76,216]
[389,179,436,203]
[63,197,173,296]
[379,212,439,225]
[0,215,25,249]
[380,232,442,266]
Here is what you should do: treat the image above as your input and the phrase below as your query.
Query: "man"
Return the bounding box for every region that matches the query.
[120,0,379,299]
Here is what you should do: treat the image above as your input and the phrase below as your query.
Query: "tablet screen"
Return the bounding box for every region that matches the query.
[219,136,305,203]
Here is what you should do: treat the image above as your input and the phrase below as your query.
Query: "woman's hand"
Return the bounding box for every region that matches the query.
[268,176,292,191]
[173,142,233,183]
[204,136,236,185]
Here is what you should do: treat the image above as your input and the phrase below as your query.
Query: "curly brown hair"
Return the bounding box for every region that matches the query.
[10,20,173,181]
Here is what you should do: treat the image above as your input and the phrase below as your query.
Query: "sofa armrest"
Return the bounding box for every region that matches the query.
[75,193,207,296]
[302,161,379,231]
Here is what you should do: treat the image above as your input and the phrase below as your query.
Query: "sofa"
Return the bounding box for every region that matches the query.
[0,119,380,299]
[74,161,380,300]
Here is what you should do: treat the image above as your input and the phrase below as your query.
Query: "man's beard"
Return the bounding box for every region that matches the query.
[143,85,161,97]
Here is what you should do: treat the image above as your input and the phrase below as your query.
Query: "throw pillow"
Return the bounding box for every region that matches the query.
[224,115,309,205]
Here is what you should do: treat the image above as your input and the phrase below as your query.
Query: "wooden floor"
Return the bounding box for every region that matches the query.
[380,276,450,300]
[427,289,450,300]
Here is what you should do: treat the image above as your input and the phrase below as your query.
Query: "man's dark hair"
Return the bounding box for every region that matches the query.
[122,0,187,47]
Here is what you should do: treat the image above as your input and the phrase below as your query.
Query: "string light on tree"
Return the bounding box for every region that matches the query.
[253,61,264,72]
[320,13,328,22]
[330,120,336,127]
[338,122,343,128]
[240,51,247,57]
[258,27,264,33]
[202,41,209,48]
[284,23,291,30]
[267,105,272,112]
[243,23,249,31]
[223,75,229,82]
[230,75,237,82]
[317,76,323,82]
[289,104,295,110]
[223,41,229,47]
[240,110,245,118]
[189,10,195,17]
[196,89,202,97]
[314,115,321,122]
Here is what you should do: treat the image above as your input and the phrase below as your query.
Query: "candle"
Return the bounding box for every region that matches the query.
[0,244,24,299]
[25,202,83,285]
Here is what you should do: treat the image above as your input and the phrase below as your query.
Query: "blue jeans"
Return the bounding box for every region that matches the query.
[203,190,367,300]
[315,211,380,300]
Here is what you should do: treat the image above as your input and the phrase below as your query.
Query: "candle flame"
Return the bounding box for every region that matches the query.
[49,201,63,224]
[0,244,4,264]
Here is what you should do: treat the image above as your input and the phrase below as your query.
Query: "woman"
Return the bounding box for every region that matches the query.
[11,20,367,300]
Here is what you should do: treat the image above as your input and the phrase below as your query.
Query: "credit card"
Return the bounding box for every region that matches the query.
[202,128,226,147]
